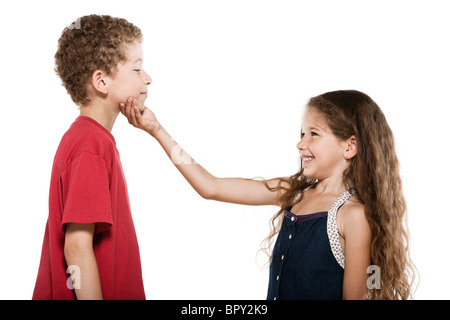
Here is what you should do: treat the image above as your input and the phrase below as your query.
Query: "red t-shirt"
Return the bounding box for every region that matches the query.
[33,116,145,300]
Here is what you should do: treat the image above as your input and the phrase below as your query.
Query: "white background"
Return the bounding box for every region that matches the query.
[0,0,449,299]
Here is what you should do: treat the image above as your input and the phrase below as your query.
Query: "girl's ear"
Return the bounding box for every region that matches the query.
[91,70,108,95]
[344,135,357,160]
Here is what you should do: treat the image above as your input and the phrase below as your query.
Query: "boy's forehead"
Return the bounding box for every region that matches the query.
[124,42,144,62]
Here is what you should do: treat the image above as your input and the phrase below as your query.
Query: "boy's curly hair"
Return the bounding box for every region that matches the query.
[55,15,143,106]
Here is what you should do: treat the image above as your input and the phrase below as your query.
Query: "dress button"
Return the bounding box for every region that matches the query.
[291,216,295,222]
[281,255,285,260]
[274,297,277,300]
[277,275,280,281]
[289,234,292,239]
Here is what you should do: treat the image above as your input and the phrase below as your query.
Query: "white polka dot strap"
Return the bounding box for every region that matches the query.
[327,187,356,269]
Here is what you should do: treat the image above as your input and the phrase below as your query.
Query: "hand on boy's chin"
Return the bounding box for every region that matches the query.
[119,97,145,113]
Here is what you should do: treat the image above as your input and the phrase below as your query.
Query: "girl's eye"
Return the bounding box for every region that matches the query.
[134,69,141,73]
[300,131,318,138]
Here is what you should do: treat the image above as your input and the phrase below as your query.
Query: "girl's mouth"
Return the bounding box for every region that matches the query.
[302,156,315,165]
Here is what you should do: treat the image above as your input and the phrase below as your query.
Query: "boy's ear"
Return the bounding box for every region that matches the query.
[344,135,357,160]
[91,70,108,95]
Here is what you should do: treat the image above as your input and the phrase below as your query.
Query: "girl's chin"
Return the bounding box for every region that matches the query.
[302,169,316,179]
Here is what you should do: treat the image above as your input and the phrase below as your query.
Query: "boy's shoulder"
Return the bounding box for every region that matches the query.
[57,116,116,166]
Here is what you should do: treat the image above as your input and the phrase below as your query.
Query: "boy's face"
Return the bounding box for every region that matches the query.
[107,42,151,112]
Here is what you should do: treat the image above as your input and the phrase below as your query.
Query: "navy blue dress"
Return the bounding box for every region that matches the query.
[267,188,355,300]
[267,208,344,300]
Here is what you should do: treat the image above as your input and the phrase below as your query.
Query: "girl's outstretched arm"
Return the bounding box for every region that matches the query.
[120,98,286,206]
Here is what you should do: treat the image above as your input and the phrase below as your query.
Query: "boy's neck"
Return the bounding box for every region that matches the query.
[79,101,119,132]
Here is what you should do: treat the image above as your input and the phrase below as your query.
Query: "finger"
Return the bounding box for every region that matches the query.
[130,99,139,127]
[134,106,143,126]
[119,103,126,116]
[125,97,134,124]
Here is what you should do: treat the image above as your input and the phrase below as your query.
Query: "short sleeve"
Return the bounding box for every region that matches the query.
[61,151,113,234]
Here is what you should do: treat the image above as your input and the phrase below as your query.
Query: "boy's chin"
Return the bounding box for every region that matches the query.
[137,95,147,112]
[117,96,146,112]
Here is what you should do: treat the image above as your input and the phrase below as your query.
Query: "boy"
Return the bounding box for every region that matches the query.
[32,15,151,300]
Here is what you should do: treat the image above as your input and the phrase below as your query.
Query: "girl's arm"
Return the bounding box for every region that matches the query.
[340,203,372,300]
[120,99,287,206]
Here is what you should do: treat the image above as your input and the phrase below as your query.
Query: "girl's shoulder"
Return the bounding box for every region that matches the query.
[340,200,365,219]
[340,193,365,216]
[337,199,369,239]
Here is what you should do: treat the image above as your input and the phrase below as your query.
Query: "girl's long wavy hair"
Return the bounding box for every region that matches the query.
[261,90,416,299]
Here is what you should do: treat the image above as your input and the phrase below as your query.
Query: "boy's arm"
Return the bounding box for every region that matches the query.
[64,223,103,300]
[120,99,288,206]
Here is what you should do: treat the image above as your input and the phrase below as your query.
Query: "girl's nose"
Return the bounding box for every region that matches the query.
[297,139,305,150]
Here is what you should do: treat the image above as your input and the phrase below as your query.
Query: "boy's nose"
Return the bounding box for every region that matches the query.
[143,71,152,85]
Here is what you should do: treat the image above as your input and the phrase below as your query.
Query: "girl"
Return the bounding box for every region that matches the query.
[120,90,415,300]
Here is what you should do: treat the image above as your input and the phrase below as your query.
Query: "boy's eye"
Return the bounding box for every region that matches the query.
[134,69,141,73]
[311,131,318,136]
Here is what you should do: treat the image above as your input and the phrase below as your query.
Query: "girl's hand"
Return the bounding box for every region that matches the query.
[119,97,161,136]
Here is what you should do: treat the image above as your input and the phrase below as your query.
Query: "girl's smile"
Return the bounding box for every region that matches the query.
[301,155,315,166]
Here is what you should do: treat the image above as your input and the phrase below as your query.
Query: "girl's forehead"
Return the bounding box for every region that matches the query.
[301,108,329,131]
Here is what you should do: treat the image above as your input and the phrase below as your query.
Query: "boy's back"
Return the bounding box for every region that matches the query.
[33,116,145,299]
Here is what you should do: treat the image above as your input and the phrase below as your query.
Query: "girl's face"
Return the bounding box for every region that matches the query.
[297,108,355,181]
